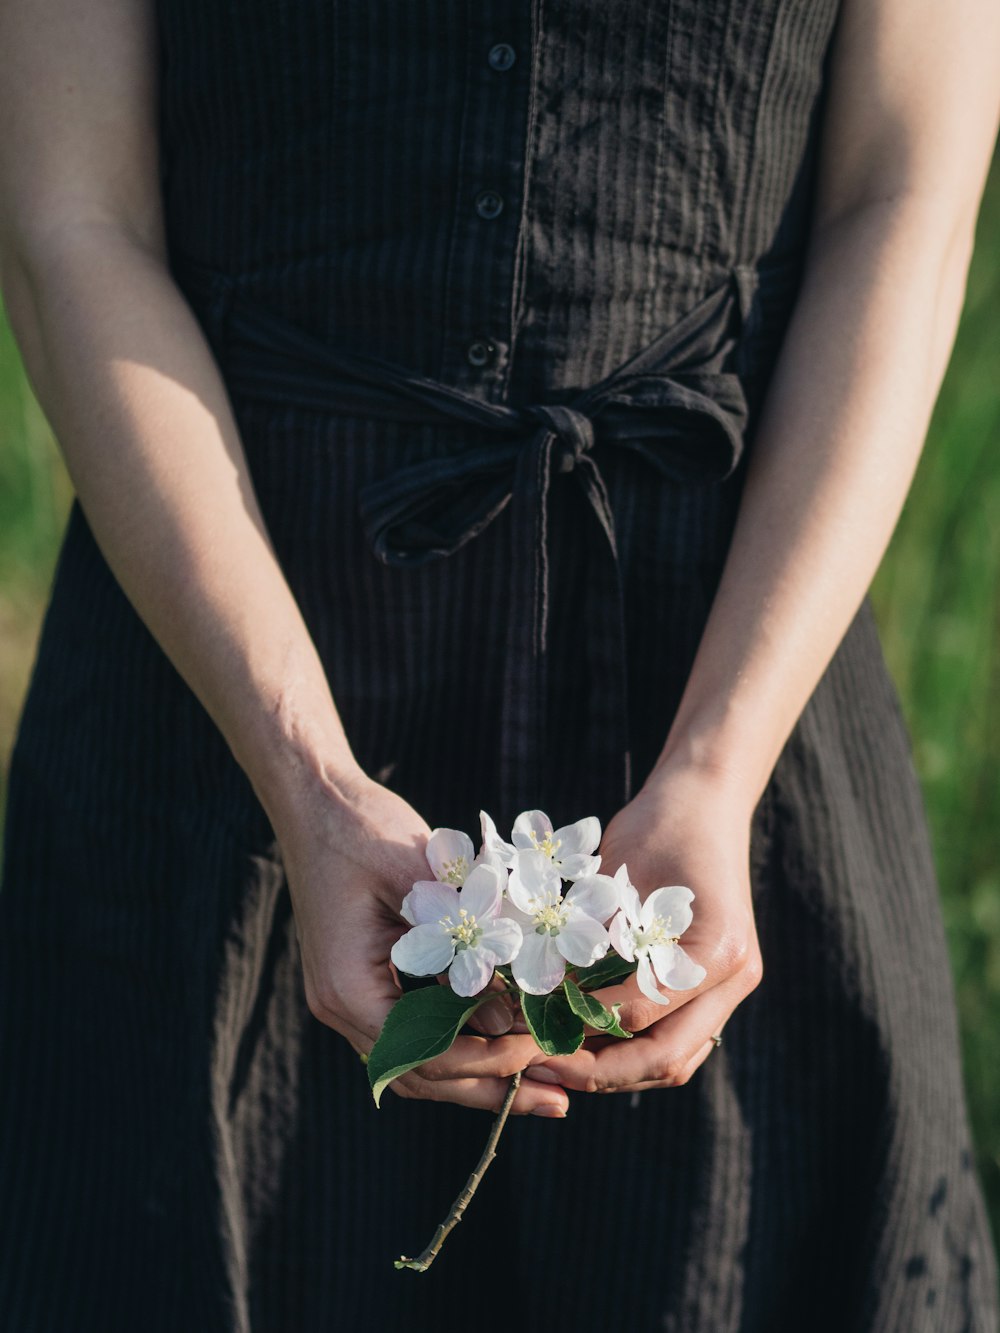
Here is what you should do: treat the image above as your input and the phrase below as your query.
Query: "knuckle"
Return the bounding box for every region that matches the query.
[709,932,751,978]
[305,983,342,1027]
[652,1052,687,1085]
[416,1059,450,1082]
[741,949,764,992]
[401,1073,441,1102]
[616,999,650,1033]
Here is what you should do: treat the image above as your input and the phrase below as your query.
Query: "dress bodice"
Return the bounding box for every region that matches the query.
[156,0,841,402]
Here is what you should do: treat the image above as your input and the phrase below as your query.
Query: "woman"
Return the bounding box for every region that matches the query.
[0,0,997,1329]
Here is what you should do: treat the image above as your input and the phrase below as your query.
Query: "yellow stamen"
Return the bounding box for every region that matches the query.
[438,907,483,950]
[438,855,470,885]
[528,830,563,859]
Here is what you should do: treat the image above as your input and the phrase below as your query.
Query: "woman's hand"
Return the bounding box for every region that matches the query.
[525,762,763,1094]
[273,771,569,1117]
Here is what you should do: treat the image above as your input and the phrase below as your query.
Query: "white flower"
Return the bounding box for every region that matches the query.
[608,864,707,1007]
[391,862,523,997]
[508,808,602,883]
[424,825,500,886]
[504,854,619,995]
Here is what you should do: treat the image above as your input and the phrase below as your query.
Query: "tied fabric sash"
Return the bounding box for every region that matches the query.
[216,273,752,826]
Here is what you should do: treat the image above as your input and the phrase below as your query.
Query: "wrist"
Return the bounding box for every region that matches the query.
[228,675,372,839]
[641,722,769,823]
[252,731,374,845]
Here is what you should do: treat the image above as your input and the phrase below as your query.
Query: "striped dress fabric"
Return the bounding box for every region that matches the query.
[1,2,997,1329]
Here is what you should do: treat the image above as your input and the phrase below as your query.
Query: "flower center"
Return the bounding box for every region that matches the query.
[633,913,679,952]
[528,891,568,937]
[440,907,484,950]
[438,854,470,886]
[528,830,563,860]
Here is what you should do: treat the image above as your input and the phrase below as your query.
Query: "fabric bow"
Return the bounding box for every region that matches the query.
[218,273,751,827]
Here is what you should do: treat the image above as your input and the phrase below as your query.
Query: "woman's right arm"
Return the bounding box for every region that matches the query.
[0,0,565,1116]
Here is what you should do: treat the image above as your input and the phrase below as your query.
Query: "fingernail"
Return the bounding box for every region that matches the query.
[531,1103,567,1119]
[477,999,513,1036]
[524,1066,561,1084]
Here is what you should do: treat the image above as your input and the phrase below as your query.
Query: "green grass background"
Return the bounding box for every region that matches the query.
[1,159,999,1251]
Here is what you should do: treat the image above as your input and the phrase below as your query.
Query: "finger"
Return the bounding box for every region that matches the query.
[335,1012,567,1114]
[335,1007,569,1111]
[392,1069,570,1117]
[329,1007,540,1081]
[415,1031,545,1081]
[524,984,739,1092]
[599,1026,726,1093]
[466,982,516,1036]
[467,995,515,1037]
[593,930,758,1034]
[673,1037,718,1083]
[591,958,714,1035]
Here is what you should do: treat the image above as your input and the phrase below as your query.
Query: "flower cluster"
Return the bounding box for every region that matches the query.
[390,808,706,1001]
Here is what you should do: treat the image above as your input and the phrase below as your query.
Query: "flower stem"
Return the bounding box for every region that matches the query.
[393,1070,522,1272]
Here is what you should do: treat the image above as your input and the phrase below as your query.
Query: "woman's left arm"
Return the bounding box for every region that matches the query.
[528,0,1000,1094]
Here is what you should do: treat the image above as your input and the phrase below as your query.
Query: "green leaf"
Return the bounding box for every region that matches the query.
[520,988,585,1056]
[573,953,637,991]
[563,978,633,1039]
[367,987,488,1107]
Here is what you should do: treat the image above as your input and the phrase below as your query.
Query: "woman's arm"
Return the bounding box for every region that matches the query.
[656,0,1000,806]
[0,0,566,1116]
[530,0,1000,1093]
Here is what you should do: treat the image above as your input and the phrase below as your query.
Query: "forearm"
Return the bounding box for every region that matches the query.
[649,198,976,807]
[2,223,367,826]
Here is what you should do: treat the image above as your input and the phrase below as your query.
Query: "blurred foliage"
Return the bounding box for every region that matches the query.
[1,154,998,1254]
[0,312,73,778]
[869,152,1000,1241]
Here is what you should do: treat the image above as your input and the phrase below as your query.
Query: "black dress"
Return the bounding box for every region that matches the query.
[1,3,996,1330]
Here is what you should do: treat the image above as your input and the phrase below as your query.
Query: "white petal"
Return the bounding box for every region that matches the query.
[501,899,534,929]
[564,873,619,924]
[448,947,494,997]
[556,852,602,881]
[615,874,643,927]
[512,930,566,995]
[552,815,601,857]
[478,917,523,966]
[401,880,460,927]
[390,924,456,977]
[507,848,561,914]
[608,910,635,961]
[460,862,504,919]
[479,810,516,865]
[473,845,509,874]
[641,884,694,934]
[425,827,476,883]
[635,952,671,1006]
[511,809,552,850]
[556,911,610,967]
[652,942,707,992]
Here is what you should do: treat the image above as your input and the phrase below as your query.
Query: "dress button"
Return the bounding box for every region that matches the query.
[474,189,504,220]
[465,337,496,368]
[487,42,516,72]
